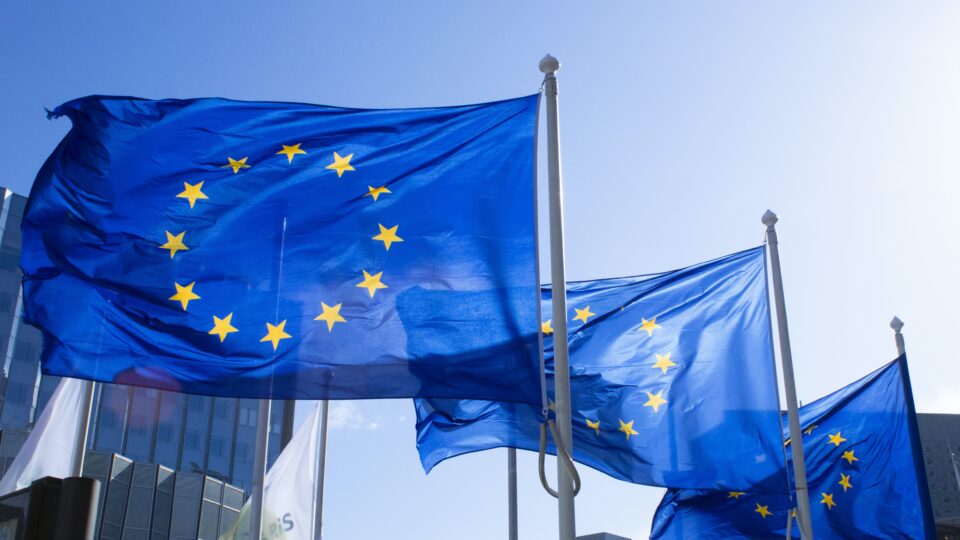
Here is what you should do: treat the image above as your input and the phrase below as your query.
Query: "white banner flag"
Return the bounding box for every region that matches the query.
[221,401,323,540]
[0,377,86,495]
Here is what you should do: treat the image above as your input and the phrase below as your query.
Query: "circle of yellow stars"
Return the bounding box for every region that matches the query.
[161,145,398,351]
[542,303,673,442]
[732,424,864,521]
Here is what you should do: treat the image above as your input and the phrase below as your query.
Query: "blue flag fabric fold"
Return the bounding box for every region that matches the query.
[650,355,936,540]
[22,94,543,401]
[415,247,790,492]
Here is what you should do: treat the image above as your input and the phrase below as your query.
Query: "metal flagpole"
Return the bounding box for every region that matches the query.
[70,380,96,477]
[314,400,329,540]
[250,399,271,540]
[890,316,906,356]
[949,443,960,497]
[253,217,287,539]
[762,210,814,540]
[507,447,518,540]
[540,54,576,540]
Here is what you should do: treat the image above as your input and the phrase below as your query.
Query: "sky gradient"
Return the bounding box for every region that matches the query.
[2,2,959,538]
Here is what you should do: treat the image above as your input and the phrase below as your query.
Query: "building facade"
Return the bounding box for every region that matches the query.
[0,187,293,493]
[918,413,960,538]
[82,451,245,540]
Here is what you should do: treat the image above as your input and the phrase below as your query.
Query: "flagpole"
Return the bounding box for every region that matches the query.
[762,210,813,540]
[314,400,329,540]
[70,380,96,477]
[540,54,576,540]
[948,443,960,497]
[250,399,271,540]
[507,447,518,540]
[890,316,905,356]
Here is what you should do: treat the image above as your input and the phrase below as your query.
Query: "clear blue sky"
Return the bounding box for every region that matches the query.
[3,2,959,539]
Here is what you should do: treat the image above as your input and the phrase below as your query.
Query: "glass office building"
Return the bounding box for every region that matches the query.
[82,450,245,540]
[918,413,960,537]
[0,187,293,493]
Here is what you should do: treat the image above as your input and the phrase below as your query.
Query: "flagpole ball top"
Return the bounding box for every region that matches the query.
[761,209,778,227]
[890,316,904,332]
[540,54,561,74]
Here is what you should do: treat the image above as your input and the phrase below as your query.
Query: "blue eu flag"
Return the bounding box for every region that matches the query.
[416,247,789,492]
[650,355,936,539]
[22,94,542,401]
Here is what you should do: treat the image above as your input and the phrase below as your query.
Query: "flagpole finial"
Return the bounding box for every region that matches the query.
[761,209,778,228]
[890,316,904,333]
[540,54,561,75]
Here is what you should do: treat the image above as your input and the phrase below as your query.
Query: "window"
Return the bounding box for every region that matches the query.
[12,339,37,364]
[185,430,202,450]
[188,395,208,413]
[6,381,29,406]
[157,423,173,442]
[130,414,148,435]
[214,400,229,419]
[210,437,225,457]
[238,407,257,427]
[0,292,14,313]
[0,248,18,272]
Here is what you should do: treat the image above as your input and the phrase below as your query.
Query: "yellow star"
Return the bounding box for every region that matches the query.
[586,418,600,435]
[804,424,818,436]
[541,320,553,335]
[838,473,853,492]
[573,306,595,324]
[169,282,200,311]
[160,231,189,259]
[618,419,638,440]
[639,317,661,336]
[652,353,676,374]
[208,313,238,343]
[356,270,388,298]
[827,432,847,447]
[841,450,859,464]
[314,302,346,332]
[728,492,746,499]
[177,181,208,208]
[372,224,404,251]
[754,503,772,518]
[643,390,668,413]
[224,157,250,174]
[325,151,355,177]
[260,320,292,350]
[277,143,307,163]
[547,399,556,412]
[820,492,836,510]
[365,185,391,201]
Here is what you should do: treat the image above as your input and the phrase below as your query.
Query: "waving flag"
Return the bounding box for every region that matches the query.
[650,355,936,539]
[221,402,323,540]
[416,247,789,492]
[22,94,541,401]
[0,377,87,495]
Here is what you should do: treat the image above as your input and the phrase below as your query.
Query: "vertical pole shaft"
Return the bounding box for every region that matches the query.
[507,447,518,540]
[250,399,272,540]
[949,444,960,496]
[762,210,813,540]
[280,400,296,450]
[314,400,329,540]
[540,54,576,540]
[70,380,96,477]
[890,317,906,357]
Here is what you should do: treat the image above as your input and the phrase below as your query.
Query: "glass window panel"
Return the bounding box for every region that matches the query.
[197,500,221,540]
[169,473,202,539]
